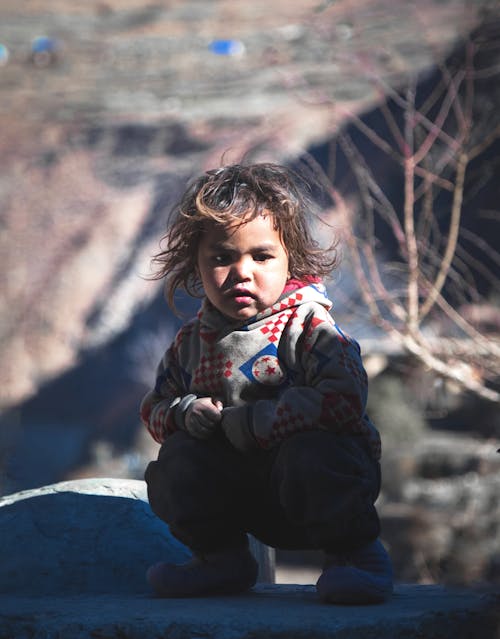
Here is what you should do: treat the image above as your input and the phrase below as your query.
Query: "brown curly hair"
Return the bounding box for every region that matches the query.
[151,163,338,310]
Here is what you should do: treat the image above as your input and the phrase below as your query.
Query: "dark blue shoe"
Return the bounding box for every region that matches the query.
[316,539,393,604]
[147,546,258,598]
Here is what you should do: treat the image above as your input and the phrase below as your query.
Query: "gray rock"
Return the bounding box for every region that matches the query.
[0,478,191,595]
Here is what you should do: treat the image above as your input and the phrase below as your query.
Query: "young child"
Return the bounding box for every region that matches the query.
[140,162,393,604]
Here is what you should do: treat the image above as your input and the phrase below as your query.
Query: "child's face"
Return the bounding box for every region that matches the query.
[197,213,289,320]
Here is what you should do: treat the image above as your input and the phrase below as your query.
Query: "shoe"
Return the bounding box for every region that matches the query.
[146,546,258,597]
[316,538,393,604]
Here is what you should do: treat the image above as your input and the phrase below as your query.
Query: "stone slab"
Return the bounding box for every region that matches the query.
[1,478,498,638]
[0,584,498,639]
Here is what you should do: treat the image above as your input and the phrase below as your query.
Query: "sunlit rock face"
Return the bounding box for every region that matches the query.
[0,0,488,409]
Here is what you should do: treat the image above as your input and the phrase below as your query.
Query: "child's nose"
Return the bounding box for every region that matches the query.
[231,257,252,280]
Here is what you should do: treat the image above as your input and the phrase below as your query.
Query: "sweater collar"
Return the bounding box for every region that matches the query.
[198,278,332,330]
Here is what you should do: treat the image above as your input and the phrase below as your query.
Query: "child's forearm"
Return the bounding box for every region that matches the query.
[139,390,191,443]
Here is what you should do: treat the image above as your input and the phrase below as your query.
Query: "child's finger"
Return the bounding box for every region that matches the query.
[203,404,223,421]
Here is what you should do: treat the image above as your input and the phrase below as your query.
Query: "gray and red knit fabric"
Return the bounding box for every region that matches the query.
[140,281,381,460]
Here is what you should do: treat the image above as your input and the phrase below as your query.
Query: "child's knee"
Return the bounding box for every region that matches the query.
[276,430,346,473]
[277,430,324,462]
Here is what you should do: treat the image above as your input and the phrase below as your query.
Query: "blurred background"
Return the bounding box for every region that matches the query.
[0,0,499,587]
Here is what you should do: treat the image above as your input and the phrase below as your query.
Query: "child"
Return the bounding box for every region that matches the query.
[141,162,393,604]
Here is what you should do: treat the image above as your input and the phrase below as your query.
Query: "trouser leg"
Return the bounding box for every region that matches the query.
[145,429,381,555]
[145,430,250,554]
[247,431,381,553]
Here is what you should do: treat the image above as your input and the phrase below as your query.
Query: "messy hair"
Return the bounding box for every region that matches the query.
[151,162,338,310]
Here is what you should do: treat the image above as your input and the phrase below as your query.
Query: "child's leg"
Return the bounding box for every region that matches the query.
[144,430,258,596]
[259,430,392,603]
[145,430,250,552]
[268,430,381,552]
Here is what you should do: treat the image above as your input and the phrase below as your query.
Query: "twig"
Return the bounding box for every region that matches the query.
[420,151,467,319]
[403,82,420,333]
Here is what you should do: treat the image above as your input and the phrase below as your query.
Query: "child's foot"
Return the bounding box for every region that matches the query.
[316,538,393,604]
[146,546,259,597]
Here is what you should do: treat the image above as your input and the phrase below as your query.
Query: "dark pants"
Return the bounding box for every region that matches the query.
[145,430,381,555]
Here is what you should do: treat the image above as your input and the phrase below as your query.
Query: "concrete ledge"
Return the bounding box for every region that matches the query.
[0,584,498,639]
[1,478,498,638]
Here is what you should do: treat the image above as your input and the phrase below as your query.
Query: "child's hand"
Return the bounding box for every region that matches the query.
[185,397,223,440]
[221,406,259,452]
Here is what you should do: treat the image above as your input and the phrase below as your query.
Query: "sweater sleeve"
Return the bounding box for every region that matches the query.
[248,309,381,458]
[139,341,196,444]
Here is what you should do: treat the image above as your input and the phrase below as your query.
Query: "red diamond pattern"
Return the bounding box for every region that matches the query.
[260,310,293,343]
[271,402,312,441]
[272,292,303,312]
[319,391,362,426]
[193,347,233,393]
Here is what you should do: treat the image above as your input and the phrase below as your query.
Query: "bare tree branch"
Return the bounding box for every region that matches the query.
[420,151,467,319]
[313,23,500,403]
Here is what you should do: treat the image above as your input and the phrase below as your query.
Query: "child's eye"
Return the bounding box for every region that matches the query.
[254,253,272,262]
[213,254,231,265]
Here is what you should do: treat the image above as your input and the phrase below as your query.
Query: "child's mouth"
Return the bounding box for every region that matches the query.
[227,288,256,306]
[233,295,254,305]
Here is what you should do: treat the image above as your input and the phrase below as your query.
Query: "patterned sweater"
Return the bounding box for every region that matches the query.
[140,280,381,460]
